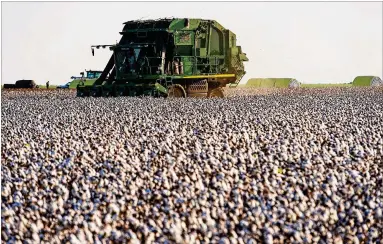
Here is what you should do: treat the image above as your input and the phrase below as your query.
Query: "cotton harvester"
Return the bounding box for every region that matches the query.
[76,18,248,98]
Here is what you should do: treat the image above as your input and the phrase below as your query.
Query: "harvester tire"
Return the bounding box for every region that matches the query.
[168,84,186,98]
[102,90,111,97]
[77,91,85,97]
[90,90,98,97]
[115,88,125,97]
[207,87,225,98]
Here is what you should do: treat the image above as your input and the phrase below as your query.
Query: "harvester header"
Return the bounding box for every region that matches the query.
[77,18,248,98]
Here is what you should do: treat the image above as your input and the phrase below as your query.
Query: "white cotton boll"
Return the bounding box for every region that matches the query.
[104,213,113,224]
[32,232,40,242]
[76,230,88,243]
[88,222,98,233]
[219,237,231,244]
[145,233,155,244]
[108,203,120,214]
[367,200,376,209]
[263,232,273,244]
[334,235,343,244]
[294,231,303,243]
[69,234,82,244]
[351,236,360,244]
[375,208,382,220]
[354,209,364,223]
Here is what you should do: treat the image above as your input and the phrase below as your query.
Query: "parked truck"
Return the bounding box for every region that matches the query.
[3,80,39,89]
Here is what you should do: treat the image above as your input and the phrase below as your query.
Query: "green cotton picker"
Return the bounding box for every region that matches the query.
[76,18,248,98]
[57,70,103,89]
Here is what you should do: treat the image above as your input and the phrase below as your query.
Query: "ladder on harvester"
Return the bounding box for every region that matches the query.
[229,72,244,88]
[229,60,245,88]
[157,77,174,97]
[229,59,245,88]
[165,76,174,97]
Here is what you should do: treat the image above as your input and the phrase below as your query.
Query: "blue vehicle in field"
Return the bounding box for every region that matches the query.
[57,82,71,89]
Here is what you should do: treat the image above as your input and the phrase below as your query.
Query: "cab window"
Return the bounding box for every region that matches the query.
[87,72,95,79]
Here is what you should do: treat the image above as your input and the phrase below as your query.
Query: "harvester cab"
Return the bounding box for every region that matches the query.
[77,18,248,98]
[71,70,102,81]
[85,70,103,79]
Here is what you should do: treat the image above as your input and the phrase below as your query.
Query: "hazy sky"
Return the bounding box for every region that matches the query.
[2,1,382,85]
